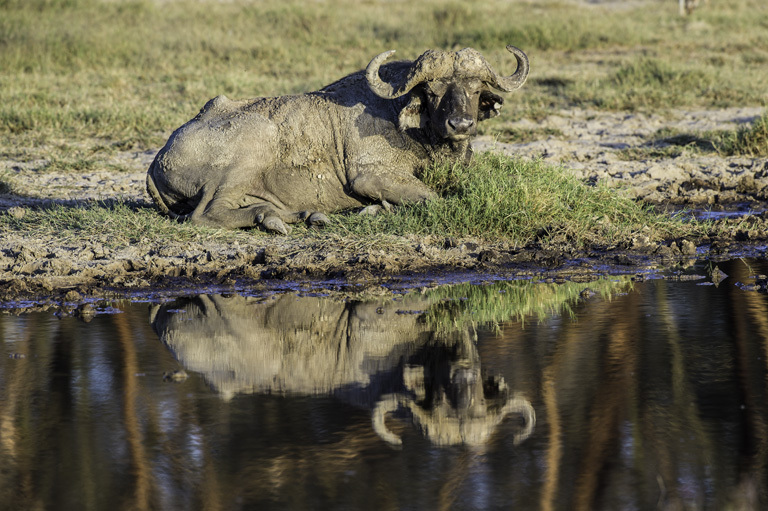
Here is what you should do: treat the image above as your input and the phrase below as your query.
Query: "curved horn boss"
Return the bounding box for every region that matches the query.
[365,45,530,99]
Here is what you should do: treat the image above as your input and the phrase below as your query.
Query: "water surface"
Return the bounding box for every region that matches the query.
[2,258,768,510]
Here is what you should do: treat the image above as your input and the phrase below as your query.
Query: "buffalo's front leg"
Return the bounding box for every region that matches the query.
[185,188,300,234]
[350,172,437,206]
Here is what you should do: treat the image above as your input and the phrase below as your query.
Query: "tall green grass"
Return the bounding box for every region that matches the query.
[327,153,691,247]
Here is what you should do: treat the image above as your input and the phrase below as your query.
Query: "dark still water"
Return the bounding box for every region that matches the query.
[2,258,768,510]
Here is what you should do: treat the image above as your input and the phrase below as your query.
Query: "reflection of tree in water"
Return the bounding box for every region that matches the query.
[521,261,768,511]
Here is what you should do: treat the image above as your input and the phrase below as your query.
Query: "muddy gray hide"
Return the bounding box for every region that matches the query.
[146,46,528,234]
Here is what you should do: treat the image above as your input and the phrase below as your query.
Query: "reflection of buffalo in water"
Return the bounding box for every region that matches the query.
[150,293,534,446]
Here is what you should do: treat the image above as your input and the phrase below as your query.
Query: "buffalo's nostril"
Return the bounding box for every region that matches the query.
[448,117,475,132]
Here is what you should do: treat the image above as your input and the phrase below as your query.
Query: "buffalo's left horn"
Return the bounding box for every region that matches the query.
[366,50,411,99]
[488,45,530,92]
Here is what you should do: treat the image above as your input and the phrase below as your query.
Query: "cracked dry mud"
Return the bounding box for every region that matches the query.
[475,106,768,205]
[1,107,767,307]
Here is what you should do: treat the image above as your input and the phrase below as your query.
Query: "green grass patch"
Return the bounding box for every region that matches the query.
[713,113,768,156]
[0,200,249,248]
[326,153,694,248]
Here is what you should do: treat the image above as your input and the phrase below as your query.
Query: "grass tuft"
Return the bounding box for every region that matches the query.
[619,114,768,160]
[713,113,768,157]
[326,153,692,248]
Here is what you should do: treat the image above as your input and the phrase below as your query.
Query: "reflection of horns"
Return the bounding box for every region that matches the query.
[148,304,160,324]
[503,393,536,445]
[372,394,410,446]
[372,392,536,446]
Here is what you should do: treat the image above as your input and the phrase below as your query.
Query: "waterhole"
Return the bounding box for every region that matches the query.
[2,258,767,510]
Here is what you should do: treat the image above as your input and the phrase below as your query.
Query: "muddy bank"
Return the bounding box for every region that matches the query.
[2,208,767,310]
[1,108,767,308]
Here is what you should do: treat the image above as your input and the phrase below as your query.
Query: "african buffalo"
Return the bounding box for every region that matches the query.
[150,293,535,447]
[146,46,529,233]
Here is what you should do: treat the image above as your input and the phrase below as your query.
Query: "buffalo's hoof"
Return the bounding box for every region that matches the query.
[360,200,393,217]
[307,212,330,228]
[262,216,291,235]
[359,205,381,216]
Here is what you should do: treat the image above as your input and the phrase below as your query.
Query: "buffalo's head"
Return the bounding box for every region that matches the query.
[366,46,529,142]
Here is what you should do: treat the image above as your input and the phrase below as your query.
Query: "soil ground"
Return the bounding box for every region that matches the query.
[2,107,767,310]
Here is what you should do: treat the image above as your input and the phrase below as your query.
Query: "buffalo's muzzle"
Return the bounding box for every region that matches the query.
[448,117,475,132]
[446,117,476,139]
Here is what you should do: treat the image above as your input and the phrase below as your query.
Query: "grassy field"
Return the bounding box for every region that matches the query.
[1,0,767,248]
[2,0,767,154]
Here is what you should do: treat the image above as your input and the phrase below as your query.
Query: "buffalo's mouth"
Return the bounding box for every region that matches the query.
[446,132,474,141]
[443,130,476,143]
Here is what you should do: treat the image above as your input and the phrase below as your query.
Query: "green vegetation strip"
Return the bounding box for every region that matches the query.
[325,153,694,248]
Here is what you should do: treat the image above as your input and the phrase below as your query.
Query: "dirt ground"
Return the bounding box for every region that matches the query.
[2,107,767,309]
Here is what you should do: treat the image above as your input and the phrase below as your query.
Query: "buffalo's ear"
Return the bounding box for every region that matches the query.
[398,94,427,131]
[478,91,504,121]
